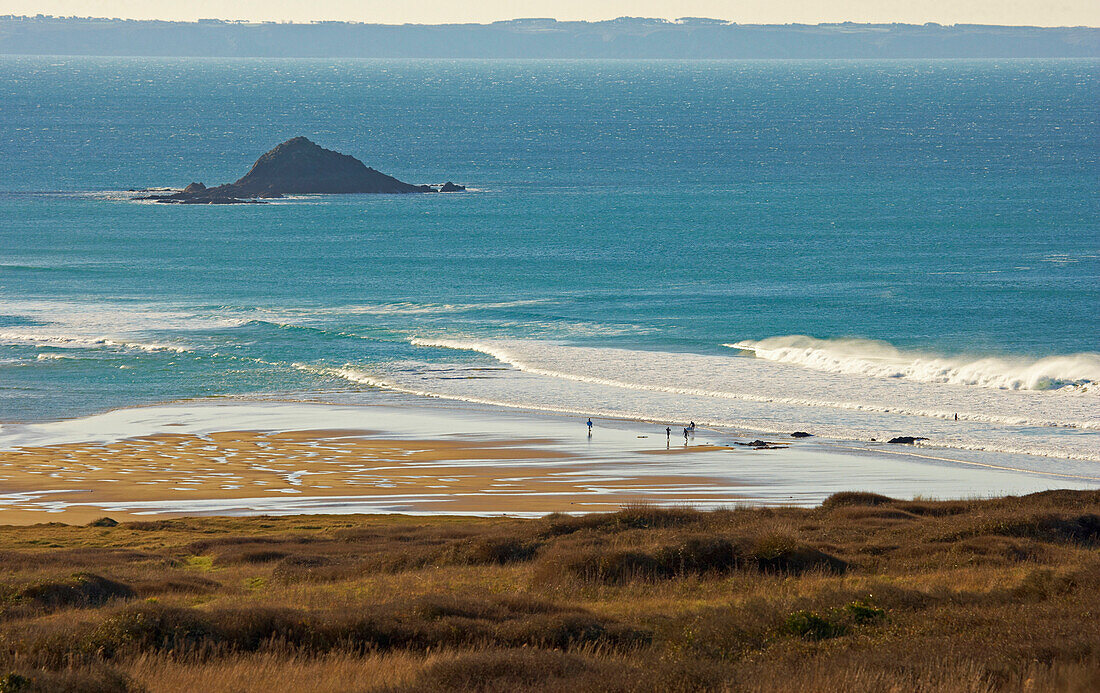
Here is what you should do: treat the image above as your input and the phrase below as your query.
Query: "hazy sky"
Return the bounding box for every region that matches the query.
[2,1,1097,27]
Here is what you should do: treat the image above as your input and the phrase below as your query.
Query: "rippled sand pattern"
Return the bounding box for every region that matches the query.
[0,429,733,522]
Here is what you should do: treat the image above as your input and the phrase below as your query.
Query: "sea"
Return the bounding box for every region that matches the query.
[0,57,1097,464]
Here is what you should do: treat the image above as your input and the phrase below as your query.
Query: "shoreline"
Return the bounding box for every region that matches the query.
[1,397,1097,525]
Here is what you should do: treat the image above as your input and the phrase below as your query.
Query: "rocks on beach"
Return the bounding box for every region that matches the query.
[140,137,466,204]
[735,439,789,450]
[887,436,929,445]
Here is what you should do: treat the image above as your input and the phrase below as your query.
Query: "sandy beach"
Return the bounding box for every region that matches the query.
[1,399,1097,525]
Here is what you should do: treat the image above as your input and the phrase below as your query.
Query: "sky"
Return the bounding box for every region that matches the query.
[1,1,1097,27]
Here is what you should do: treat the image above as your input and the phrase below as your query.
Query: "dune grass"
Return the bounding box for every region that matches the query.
[1,490,1099,691]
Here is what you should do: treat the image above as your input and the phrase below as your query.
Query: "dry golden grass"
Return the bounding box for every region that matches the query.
[1,490,1099,691]
[124,651,428,693]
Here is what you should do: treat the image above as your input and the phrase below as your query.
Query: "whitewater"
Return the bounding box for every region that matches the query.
[327,337,1100,463]
[729,336,1100,392]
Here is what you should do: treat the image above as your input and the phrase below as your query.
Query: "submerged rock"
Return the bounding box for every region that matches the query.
[140,137,464,204]
[887,436,929,445]
[790,431,813,438]
[735,439,788,450]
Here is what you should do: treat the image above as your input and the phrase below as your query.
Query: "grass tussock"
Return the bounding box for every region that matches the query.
[820,491,895,509]
[1,573,134,618]
[533,533,846,585]
[1,491,1099,691]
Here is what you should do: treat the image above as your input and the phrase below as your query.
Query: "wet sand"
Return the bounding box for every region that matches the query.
[0,429,730,523]
[1,399,1097,524]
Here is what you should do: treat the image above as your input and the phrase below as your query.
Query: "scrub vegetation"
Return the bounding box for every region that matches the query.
[1,490,1099,691]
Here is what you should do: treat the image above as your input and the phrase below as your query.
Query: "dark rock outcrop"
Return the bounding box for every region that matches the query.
[790,431,813,438]
[735,439,788,450]
[887,436,929,445]
[141,137,463,204]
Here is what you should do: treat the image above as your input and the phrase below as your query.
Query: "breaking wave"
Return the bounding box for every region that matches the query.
[0,332,190,353]
[337,336,1100,462]
[727,336,1099,393]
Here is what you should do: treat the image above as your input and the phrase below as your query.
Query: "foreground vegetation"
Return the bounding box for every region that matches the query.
[1,490,1099,692]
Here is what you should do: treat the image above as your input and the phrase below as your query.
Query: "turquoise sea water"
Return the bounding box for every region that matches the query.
[0,57,1097,461]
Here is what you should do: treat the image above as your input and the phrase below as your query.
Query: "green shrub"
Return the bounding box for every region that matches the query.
[781,611,846,640]
[0,673,30,693]
[844,601,887,624]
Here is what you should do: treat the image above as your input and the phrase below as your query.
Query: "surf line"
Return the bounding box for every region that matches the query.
[833,444,1100,481]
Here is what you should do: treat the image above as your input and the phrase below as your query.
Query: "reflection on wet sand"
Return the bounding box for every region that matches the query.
[0,429,740,523]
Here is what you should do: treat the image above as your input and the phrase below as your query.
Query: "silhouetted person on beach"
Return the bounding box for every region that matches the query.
[689,421,696,432]
[954,413,958,421]
[587,418,593,435]
[666,426,671,440]
[684,427,690,442]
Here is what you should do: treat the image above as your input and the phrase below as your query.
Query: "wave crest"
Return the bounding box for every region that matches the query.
[727,336,1099,393]
[0,332,190,353]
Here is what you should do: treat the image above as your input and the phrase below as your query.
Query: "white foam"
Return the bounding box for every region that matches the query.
[355,338,1100,462]
[0,299,246,354]
[728,336,1100,393]
[0,332,189,353]
[255,299,552,317]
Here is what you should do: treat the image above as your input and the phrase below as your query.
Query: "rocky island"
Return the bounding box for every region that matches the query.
[141,137,465,204]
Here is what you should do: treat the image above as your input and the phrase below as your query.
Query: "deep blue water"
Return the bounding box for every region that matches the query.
[0,57,1097,456]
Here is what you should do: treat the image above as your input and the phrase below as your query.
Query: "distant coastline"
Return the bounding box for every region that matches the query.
[0,16,1097,58]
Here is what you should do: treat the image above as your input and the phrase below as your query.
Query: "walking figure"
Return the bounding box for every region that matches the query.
[666,426,671,441]
[587,418,593,435]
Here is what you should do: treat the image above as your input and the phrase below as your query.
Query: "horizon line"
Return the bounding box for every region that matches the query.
[3,15,1098,30]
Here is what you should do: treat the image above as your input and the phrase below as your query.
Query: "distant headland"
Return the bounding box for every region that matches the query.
[0,16,1096,59]
[140,137,464,204]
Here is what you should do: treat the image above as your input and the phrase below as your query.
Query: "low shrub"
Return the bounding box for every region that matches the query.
[781,611,846,640]
[0,673,30,693]
[1000,514,1100,546]
[405,648,592,692]
[437,536,542,566]
[844,601,887,624]
[946,513,1100,547]
[17,573,134,610]
[535,534,846,585]
[85,603,217,658]
[411,595,564,622]
[0,667,136,693]
[18,596,647,664]
[231,550,289,565]
[541,505,703,537]
[270,555,339,582]
[821,492,895,509]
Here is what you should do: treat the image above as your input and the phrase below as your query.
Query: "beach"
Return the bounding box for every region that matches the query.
[1,398,1096,525]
